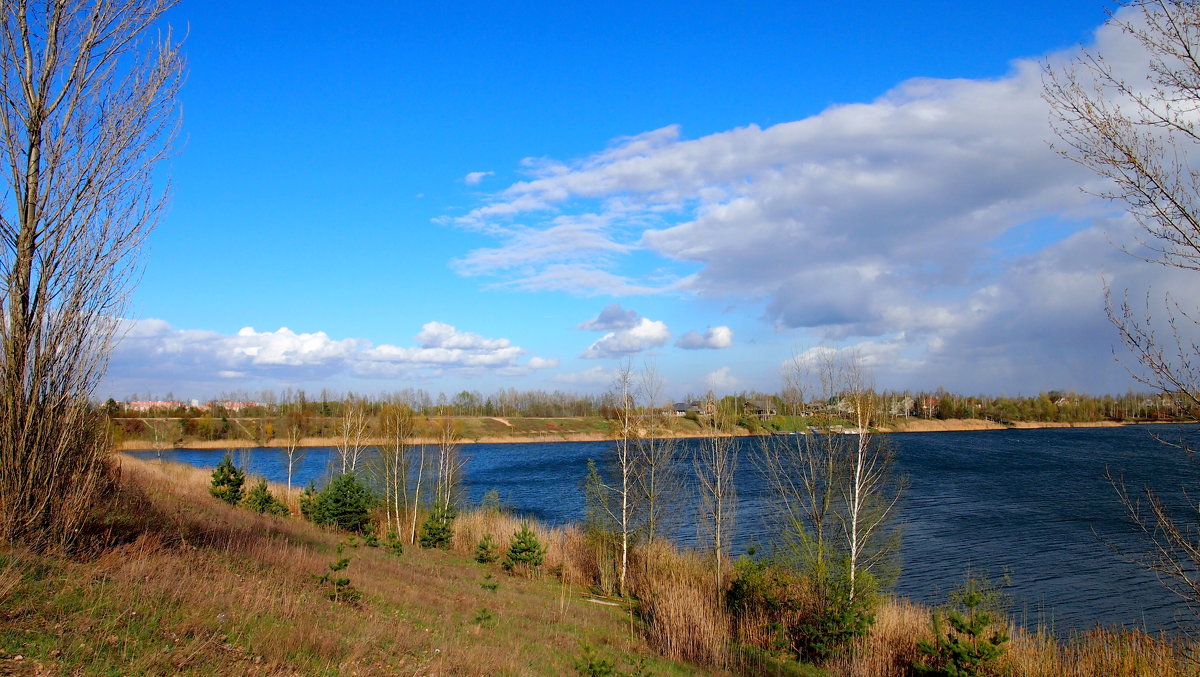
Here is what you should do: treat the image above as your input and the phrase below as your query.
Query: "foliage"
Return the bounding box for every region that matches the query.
[208,454,245,505]
[726,557,808,652]
[791,578,874,663]
[312,542,361,603]
[307,473,374,533]
[242,478,288,516]
[573,644,655,677]
[480,573,499,592]
[418,502,457,549]
[384,530,404,557]
[915,576,1010,677]
[473,607,496,627]
[475,533,500,563]
[503,522,547,572]
[299,481,318,520]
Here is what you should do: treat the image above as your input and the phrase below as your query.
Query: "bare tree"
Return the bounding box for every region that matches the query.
[759,352,901,614]
[0,1,182,546]
[377,402,414,538]
[431,409,463,511]
[282,421,305,494]
[335,396,368,474]
[1045,0,1200,616]
[694,390,738,593]
[634,361,682,545]
[587,364,639,596]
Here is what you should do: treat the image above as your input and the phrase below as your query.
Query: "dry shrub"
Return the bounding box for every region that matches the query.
[826,597,930,677]
[631,540,731,666]
[1004,626,1191,677]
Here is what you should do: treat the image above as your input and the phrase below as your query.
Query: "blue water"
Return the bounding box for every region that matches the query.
[130,424,1200,635]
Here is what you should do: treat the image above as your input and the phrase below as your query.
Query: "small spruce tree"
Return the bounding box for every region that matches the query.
[915,576,1010,677]
[475,533,500,563]
[418,502,457,549]
[243,478,289,516]
[209,453,245,505]
[309,473,373,532]
[503,523,546,572]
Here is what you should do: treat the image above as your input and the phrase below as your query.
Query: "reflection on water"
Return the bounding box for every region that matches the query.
[131,423,1200,635]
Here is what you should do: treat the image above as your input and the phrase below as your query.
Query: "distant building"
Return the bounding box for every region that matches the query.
[124,400,184,413]
[672,400,716,417]
[742,399,777,419]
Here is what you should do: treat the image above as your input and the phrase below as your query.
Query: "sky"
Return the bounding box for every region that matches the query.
[99,0,1190,401]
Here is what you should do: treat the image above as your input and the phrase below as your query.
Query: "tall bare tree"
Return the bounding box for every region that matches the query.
[0,1,182,546]
[759,352,901,611]
[1045,0,1200,616]
[377,402,414,538]
[634,361,681,545]
[335,396,368,474]
[694,390,738,593]
[587,364,639,596]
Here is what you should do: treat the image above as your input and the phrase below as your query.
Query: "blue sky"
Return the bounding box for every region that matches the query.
[104,1,1176,401]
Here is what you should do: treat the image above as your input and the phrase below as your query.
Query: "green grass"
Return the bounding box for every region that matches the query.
[0,456,720,676]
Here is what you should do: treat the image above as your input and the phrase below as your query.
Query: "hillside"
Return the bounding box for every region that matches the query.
[0,456,708,676]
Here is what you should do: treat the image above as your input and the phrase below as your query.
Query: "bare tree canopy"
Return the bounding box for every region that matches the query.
[1045,0,1200,619]
[0,0,182,546]
[1044,0,1200,398]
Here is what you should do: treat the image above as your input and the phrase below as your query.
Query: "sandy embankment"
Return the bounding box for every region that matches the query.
[882,418,1130,433]
[118,418,1152,452]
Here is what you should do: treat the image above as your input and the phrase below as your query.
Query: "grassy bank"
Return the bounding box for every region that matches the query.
[2,456,1194,675]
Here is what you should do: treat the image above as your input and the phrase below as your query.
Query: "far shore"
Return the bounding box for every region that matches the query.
[116,417,1183,452]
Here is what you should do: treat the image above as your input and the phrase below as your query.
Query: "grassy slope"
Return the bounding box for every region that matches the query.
[0,457,713,676]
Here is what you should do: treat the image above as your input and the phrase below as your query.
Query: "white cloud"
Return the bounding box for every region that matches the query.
[676,325,733,350]
[444,13,1173,392]
[104,319,552,394]
[464,170,494,186]
[704,366,738,391]
[579,308,671,359]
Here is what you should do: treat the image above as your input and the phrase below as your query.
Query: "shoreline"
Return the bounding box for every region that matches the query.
[116,418,1188,452]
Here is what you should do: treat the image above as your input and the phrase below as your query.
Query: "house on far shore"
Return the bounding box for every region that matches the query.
[673,400,716,417]
[743,399,777,420]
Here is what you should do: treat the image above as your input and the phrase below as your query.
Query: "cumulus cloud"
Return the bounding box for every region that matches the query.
[582,318,671,359]
[444,12,1177,392]
[676,325,733,350]
[464,170,494,186]
[577,305,671,358]
[104,320,555,394]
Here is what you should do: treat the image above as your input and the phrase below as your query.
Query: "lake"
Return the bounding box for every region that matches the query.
[129,423,1200,635]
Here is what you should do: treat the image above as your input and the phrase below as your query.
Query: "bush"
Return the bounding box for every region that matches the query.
[208,453,245,505]
[915,576,1010,677]
[308,473,373,533]
[418,502,456,549]
[791,588,874,663]
[299,481,318,519]
[475,533,500,563]
[503,522,546,572]
[242,478,288,516]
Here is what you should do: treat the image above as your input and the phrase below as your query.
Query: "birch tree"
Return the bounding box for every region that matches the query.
[0,0,182,546]
[377,402,414,538]
[758,351,902,656]
[634,361,681,545]
[335,396,368,474]
[587,365,639,596]
[694,391,738,592]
